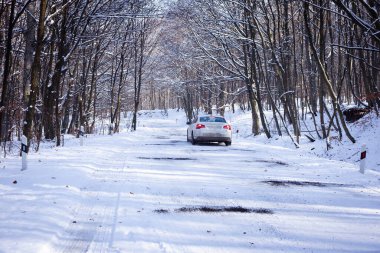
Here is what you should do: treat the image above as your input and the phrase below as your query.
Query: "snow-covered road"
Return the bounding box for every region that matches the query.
[1,111,379,252]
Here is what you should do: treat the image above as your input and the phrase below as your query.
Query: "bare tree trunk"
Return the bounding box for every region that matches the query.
[0,0,16,142]
[132,18,149,131]
[218,83,225,116]
[22,2,35,121]
[23,0,47,146]
[246,83,260,135]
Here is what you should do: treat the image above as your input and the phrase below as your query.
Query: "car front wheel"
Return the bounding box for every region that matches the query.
[225,141,231,146]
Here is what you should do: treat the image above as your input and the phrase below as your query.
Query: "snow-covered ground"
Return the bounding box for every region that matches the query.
[227,109,380,173]
[0,110,379,253]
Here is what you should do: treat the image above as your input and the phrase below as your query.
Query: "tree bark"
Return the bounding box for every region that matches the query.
[0,0,16,142]
[23,0,48,146]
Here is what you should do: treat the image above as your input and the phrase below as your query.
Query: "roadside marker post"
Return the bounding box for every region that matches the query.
[21,135,28,171]
[360,144,366,174]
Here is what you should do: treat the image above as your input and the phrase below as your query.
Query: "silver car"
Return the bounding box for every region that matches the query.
[187,115,232,146]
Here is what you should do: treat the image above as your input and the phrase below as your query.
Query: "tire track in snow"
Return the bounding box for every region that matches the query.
[54,160,127,253]
[55,189,104,253]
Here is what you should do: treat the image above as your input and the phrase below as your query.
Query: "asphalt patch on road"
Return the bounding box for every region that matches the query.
[145,141,185,146]
[137,157,196,161]
[231,148,256,152]
[153,136,171,139]
[255,159,288,166]
[196,143,223,147]
[170,140,185,143]
[263,180,346,187]
[199,149,229,152]
[145,144,176,146]
[154,206,273,214]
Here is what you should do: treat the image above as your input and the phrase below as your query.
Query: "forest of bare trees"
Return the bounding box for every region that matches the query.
[0,0,160,154]
[159,0,380,147]
[0,0,379,154]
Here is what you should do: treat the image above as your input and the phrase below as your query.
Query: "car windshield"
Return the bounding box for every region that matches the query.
[199,116,226,123]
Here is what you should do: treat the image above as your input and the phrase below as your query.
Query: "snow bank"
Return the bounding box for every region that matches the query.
[224,108,380,173]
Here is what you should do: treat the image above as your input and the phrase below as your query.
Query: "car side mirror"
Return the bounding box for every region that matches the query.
[186,121,191,125]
